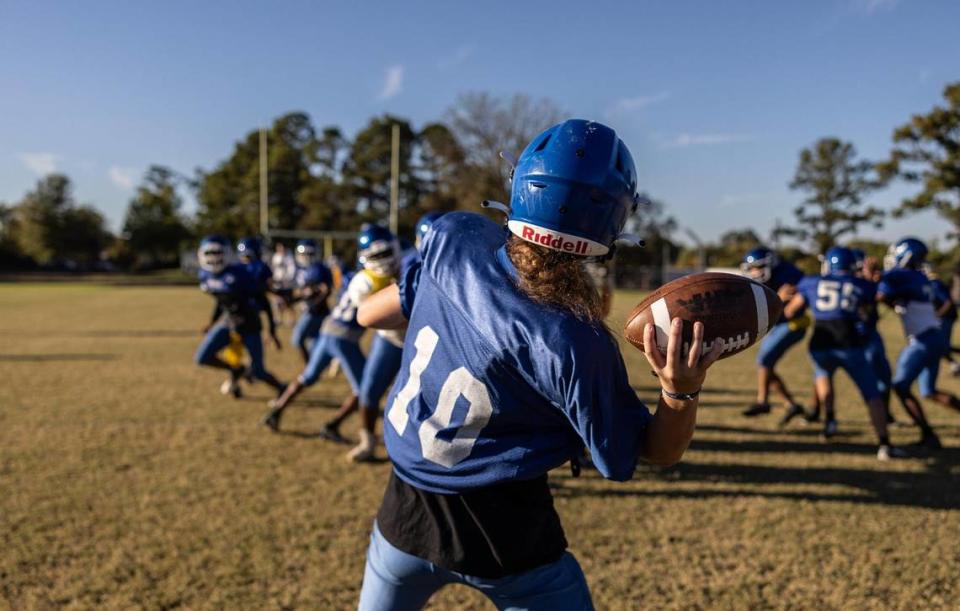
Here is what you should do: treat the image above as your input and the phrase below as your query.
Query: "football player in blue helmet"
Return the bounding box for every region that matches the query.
[784,247,906,460]
[415,212,445,249]
[740,246,809,425]
[306,224,407,461]
[878,238,960,450]
[237,236,280,350]
[295,239,319,268]
[262,225,404,439]
[194,236,286,399]
[290,259,334,363]
[924,263,960,376]
[351,119,723,609]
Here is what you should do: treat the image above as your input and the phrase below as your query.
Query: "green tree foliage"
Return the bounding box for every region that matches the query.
[11,174,111,267]
[878,82,960,231]
[122,166,192,268]
[780,138,884,253]
[195,112,318,235]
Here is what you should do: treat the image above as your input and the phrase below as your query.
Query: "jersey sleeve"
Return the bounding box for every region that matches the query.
[877,272,898,300]
[796,276,817,305]
[530,327,652,481]
[398,259,422,320]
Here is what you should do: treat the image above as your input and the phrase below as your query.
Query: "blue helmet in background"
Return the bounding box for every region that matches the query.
[198,235,229,273]
[415,212,445,248]
[850,248,866,270]
[885,237,928,270]
[295,239,318,267]
[507,119,639,257]
[358,224,398,274]
[741,246,779,282]
[821,246,856,275]
[236,237,262,261]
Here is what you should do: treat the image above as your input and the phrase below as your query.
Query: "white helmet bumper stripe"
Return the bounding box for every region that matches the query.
[507,220,609,256]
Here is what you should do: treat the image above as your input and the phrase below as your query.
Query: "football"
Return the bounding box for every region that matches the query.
[623,272,783,360]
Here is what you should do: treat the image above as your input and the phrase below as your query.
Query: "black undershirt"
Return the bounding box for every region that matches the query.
[376,470,568,579]
[809,319,863,350]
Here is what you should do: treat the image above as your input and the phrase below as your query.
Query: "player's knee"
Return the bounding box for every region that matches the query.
[194,349,212,366]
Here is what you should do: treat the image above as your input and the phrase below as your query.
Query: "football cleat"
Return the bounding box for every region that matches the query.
[822,419,839,439]
[742,403,771,417]
[803,407,821,423]
[779,404,806,428]
[318,424,349,444]
[911,431,942,451]
[877,445,909,461]
[346,430,377,462]
[220,378,242,399]
[261,407,283,432]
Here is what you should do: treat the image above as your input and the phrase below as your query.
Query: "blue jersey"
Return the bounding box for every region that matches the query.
[878,268,940,339]
[295,262,333,315]
[198,263,262,333]
[244,259,273,292]
[797,274,875,349]
[768,261,805,322]
[383,212,652,494]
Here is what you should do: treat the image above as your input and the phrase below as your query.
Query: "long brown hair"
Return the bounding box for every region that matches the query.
[505,235,605,324]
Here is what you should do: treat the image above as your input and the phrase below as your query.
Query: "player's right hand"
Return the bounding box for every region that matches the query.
[642,319,722,397]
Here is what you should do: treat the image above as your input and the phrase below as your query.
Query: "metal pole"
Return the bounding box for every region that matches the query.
[389,123,400,234]
[259,127,269,236]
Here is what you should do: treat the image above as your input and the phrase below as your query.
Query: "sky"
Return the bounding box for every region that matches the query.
[2,0,959,247]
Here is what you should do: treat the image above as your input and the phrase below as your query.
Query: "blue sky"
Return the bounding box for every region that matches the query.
[2,0,958,246]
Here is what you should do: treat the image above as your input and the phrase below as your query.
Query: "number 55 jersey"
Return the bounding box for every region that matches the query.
[797,274,877,349]
[383,212,652,495]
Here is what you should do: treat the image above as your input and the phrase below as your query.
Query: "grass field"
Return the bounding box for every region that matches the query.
[2,283,959,610]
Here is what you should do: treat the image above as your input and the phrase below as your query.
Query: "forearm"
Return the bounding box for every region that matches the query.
[358,284,406,329]
[257,293,276,331]
[640,395,698,467]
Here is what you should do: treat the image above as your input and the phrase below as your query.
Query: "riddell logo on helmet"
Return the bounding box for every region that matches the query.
[507,221,608,256]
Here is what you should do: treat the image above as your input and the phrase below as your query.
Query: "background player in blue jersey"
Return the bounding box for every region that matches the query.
[289,240,333,363]
[261,247,370,432]
[741,247,809,426]
[783,247,905,459]
[925,263,960,376]
[236,236,280,350]
[878,238,960,450]
[848,249,896,424]
[290,257,333,363]
[194,235,286,398]
[353,120,723,610]
[338,225,406,462]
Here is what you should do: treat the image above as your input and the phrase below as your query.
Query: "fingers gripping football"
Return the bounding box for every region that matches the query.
[642,319,722,395]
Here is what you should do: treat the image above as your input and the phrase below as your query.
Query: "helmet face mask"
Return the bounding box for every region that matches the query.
[295,240,318,267]
[359,240,397,274]
[198,237,228,273]
[886,238,928,271]
[741,247,777,283]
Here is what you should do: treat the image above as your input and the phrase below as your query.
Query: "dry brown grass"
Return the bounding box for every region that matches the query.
[1,284,958,610]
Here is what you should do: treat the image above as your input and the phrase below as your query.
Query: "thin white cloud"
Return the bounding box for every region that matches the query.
[605,92,669,119]
[108,166,137,190]
[438,44,475,70]
[663,133,753,148]
[851,0,899,15]
[19,152,59,176]
[379,65,404,100]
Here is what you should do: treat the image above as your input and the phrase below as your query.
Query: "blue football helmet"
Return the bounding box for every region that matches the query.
[741,247,779,283]
[415,212,445,249]
[885,237,928,270]
[357,224,398,275]
[506,119,640,257]
[820,246,855,275]
[850,248,866,271]
[236,237,262,261]
[295,239,318,267]
[198,235,229,274]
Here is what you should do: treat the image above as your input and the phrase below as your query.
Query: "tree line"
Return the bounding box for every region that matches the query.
[1,84,958,275]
